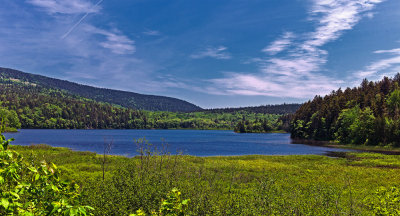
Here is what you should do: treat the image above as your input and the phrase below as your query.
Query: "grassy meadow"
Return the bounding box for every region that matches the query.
[10,144,400,215]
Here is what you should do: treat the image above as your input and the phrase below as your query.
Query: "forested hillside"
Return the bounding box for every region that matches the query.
[291,74,400,147]
[0,82,280,130]
[205,103,301,115]
[0,67,201,112]
[0,67,302,131]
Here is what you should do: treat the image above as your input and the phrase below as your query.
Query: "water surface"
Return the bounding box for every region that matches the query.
[5,129,350,156]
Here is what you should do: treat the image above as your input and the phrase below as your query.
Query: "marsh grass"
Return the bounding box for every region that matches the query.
[10,144,400,215]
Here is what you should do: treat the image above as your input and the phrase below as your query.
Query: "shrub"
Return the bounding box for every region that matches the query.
[365,186,400,216]
[131,188,190,216]
[0,125,93,215]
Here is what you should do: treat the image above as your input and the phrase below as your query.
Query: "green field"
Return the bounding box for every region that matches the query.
[10,144,400,215]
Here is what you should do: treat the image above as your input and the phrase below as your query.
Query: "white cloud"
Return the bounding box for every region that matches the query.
[201,0,384,99]
[374,48,400,54]
[143,30,160,36]
[356,47,400,79]
[209,72,339,98]
[27,0,101,14]
[85,26,136,54]
[262,32,294,55]
[190,46,232,60]
[28,0,136,55]
[0,0,156,95]
[303,0,384,49]
[365,12,375,19]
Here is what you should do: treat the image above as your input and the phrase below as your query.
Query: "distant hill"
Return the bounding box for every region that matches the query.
[0,67,201,112]
[204,103,302,115]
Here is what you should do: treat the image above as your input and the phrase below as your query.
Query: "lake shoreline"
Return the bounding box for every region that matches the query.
[291,138,400,155]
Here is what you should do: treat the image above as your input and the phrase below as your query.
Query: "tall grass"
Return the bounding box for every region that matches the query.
[11,143,400,215]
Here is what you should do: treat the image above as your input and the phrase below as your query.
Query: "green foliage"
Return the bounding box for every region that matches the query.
[335,106,376,145]
[0,107,21,131]
[131,188,190,216]
[365,186,400,215]
[0,127,93,215]
[0,68,300,131]
[0,82,284,130]
[159,188,189,216]
[233,115,284,133]
[204,103,301,115]
[291,74,400,146]
[12,143,400,215]
[387,88,400,118]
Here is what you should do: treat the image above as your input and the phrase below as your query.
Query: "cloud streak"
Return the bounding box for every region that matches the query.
[84,25,136,54]
[61,0,104,39]
[28,0,136,55]
[143,29,160,36]
[0,0,153,94]
[356,47,400,79]
[28,0,101,14]
[190,46,232,60]
[201,0,385,99]
[262,32,294,55]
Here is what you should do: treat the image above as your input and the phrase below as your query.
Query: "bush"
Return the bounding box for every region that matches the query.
[131,188,190,216]
[365,186,400,216]
[0,125,93,215]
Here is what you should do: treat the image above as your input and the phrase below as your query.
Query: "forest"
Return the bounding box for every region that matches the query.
[204,103,301,115]
[0,81,285,131]
[291,74,400,147]
[233,114,291,133]
[0,69,300,133]
[0,67,201,112]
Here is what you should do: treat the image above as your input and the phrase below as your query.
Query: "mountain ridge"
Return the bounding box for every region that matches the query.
[0,67,201,112]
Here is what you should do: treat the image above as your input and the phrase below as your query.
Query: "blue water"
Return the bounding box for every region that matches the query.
[4,129,350,157]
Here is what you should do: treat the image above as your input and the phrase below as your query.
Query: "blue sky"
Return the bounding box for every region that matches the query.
[1,0,400,108]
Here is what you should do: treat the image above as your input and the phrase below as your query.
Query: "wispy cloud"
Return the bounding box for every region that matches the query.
[209,72,340,98]
[262,32,294,55]
[374,48,400,54]
[200,0,385,99]
[85,25,136,54]
[143,29,160,36]
[303,0,384,50]
[365,12,375,19]
[28,0,136,55]
[190,46,232,60]
[0,0,155,94]
[27,0,101,14]
[356,47,400,79]
[61,0,104,39]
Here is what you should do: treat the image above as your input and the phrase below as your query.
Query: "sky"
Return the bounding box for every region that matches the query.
[1,0,400,108]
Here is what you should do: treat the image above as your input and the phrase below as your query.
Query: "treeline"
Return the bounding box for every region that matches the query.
[0,83,280,130]
[291,74,400,147]
[234,117,280,133]
[205,103,301,115]
[234,114,293,133]
[0,106,20,132]
[0,67,201,112]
